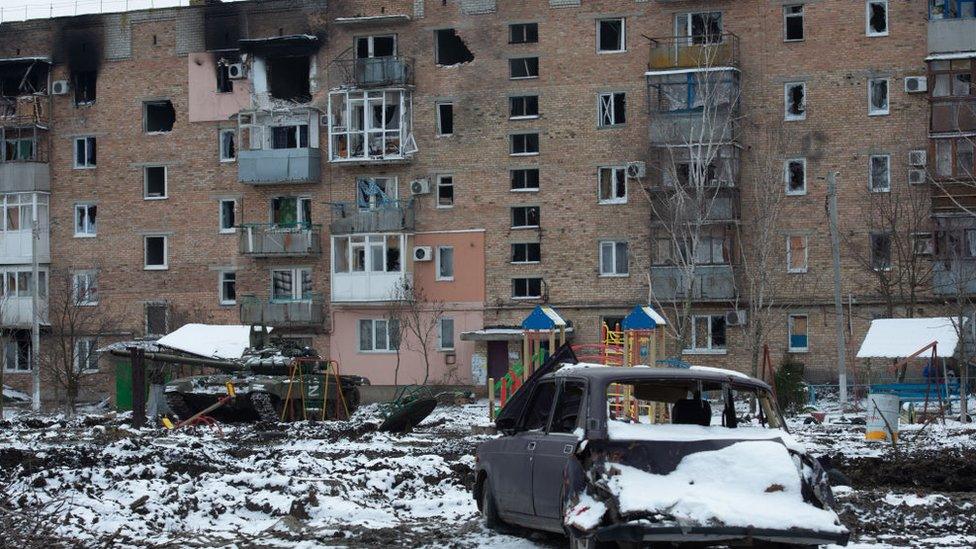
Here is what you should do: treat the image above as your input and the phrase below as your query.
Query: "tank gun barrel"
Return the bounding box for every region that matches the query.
[108,348,242,373]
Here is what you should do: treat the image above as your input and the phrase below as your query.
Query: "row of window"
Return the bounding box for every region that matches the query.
[784,154,897,195]
[2,338,98,374]
[71,129,237,171]
[684,313,810,354]
[783,77,894,122]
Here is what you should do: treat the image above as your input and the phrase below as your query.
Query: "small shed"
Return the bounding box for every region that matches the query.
[621,305,669,366]
[521,306,568,378]
[856,317,962,360]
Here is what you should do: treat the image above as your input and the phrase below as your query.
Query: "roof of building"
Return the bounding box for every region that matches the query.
[856,317,963,359]
[522,305,567,330]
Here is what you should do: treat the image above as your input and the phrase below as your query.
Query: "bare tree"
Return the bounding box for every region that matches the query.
[386,277,446,385]
[40,270,127,414]
[641,34,742,350]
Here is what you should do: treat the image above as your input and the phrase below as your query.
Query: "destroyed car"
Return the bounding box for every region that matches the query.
[474,361,849,548]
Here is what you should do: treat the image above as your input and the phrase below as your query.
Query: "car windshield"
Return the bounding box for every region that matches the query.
[605,378,784,431]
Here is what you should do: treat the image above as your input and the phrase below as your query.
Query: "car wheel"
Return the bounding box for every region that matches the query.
[568,531,607,549]
[481,477,503,530]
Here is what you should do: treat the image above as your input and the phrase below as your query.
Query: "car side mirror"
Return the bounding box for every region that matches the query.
[496,416,517,434]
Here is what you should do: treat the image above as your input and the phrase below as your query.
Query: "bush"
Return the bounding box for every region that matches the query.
[775,357,808,416]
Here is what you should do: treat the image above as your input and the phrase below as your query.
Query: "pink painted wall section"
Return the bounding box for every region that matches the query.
[187,53,251,122]
[329,306,484,386]
[413,231,485,303]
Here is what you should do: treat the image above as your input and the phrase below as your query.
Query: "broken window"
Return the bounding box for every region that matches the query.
[785,158,806,195]
[220,271,236,305]
[144,100,175,133]
[509,23,538,45]
[219,199,236,233]
[216,63,232,93]
[689,315,726,351]
[437,246,455,280]
[74,203,96,237]
[866,0,888,36]
[787,235,808,272]
[597,18,625,52]
[868,78,889,115]
[267,56,311,102]
[510,95,539,119]
[144,166,167,199]
[930,59,975,98]
[959,139,975,176]
[788,314,809,351]
[913,233,934,256]
[437,174,454,207]
[0,60,48,96]
[676,12,723,44]
[73,71,96,105]
[598,92,626,127]
[329,89,410,161]
[73,137,96,169]
[3,138,35,161]
[511,133,539,155]
[271,196,312,227]
[694,235,731,265]
[509,57,539,79]
[272,268,313,300]
[356,35,396,58]
[784,5,804,41]
[356,176,396,209]
[219,129,236,161]
[512,277,543,299]
[145,303,168,335]
[598,167,627,203]
[784,82,806,120]
[599,241,629,276]
[512,242,541,263]
[869,154,890,192]
[271,124,309,149]
[512,206,540,228]
[436,102,454,136]
[72,270,98,305]
[870,232,892,270]
[144,236,168,270]
[935,139,953,177]
[435,29,474,66]
[511,168,540,191]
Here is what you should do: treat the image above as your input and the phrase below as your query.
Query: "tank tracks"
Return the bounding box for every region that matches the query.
[165,392,194,421]
[250,392,280,423]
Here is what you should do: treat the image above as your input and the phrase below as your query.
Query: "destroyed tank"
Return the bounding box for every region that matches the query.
[162,342,369,423]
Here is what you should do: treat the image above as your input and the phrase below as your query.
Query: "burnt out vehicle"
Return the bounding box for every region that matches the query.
[473,354,849,548]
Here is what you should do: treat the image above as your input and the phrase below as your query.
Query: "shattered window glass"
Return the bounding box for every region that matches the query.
[868,78,889,115]
[786,159,806,194]
[867,1,888,36]
[870,155,890,192]
[785,83,806,120]
[597,18,625,52]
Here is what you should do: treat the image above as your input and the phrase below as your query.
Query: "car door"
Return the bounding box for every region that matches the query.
[493,380,556,517]
[531,380,586,520]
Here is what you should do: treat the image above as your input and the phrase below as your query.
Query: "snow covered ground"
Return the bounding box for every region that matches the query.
[1,399,974,548]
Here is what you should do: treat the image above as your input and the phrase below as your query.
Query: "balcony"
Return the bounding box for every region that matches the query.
[647,34,739,71]
[329,200,415,235]
[928,10,976,54]
[932,258,976,295]
[1,296,48,328]
[239,294,326,330]
[328,88,415,164]
[650,265,735,301]
[0,162,49,193]
[238,148,321,184]
[332,270,410,303]
[334,56,415,88]
[648,191,739,225]
[0,227,50,265]
[238,223,322,257]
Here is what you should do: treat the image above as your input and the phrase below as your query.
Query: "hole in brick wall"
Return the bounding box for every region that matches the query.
[73,70,96,105]
[267,56,311,102]
[144,100,175,132]
[0,61,49,96]
[435,29,474,66]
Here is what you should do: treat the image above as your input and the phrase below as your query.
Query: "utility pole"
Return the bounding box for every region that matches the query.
[826,173,848,406]
[31,218,40,412]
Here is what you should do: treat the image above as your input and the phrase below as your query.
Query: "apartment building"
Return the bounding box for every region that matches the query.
[0,0,964,405]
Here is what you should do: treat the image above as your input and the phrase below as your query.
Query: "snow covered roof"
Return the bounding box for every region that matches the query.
[622,305,668,330]
[856,317,963,359]
[925,51,976,61]
[156,324,268,360]
[645,66,739,76]
[522,305,567,330]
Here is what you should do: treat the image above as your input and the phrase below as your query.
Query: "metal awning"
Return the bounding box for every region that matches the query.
[460,327,575,342]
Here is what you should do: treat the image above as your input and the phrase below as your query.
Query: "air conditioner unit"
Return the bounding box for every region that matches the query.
[904,76,927,94]
[724,310,747,326]
[908,168,927,185]
[410,178,431,195]
[909,149,927,167]
[227,63,246,79]
[626,161,647,179]
[413,246,433,262]
[51,80,69,95]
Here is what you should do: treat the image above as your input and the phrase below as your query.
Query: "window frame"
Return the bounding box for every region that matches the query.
[438,316,456,351]
[510,132,540,156]
[509,57,540,80]
[73,136,96,169]
[219,270,237,306]
[786,234,809,273]
[219,128,236,162]
[436,245,455,281]
[599,240,629,277]
[511,206,540,229]
[870,231,893,271]
[72,269,98,306]
[73,203,97,238]
[787,313,810,352]
[509,22,539,45]
[512,277,543,300]
[436,174,455,208]
[511,168,540,192]
[144,235,169,270]
[868,77,891,116]
[686,314,727,353]
[785,157,807,196]
[219,198,236,234]
[436,101,454,137]
[358,318,400,353]
[596,17,626,54]
[143,165,168,200]
[866,0,889,37]
[598,166,628,204]
[511,242,542,264]
[74,337,99,373]
[597,92,626,128]
[270,267,313,301]
[784,4,805,42]
[869,154,891,192]
[509,95,540,120]
[784,82,807,121]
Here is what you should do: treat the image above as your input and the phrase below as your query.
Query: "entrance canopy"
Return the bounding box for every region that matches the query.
[856,317,963,359]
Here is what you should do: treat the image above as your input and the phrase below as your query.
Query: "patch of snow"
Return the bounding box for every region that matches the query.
[883,493,949,507]
[688,365,751,379]
[564,492,607,530]
[602,440,846,533]
[157,324,268,359]
[607,421,796,443]
[856,317,962,359]
[3,384,29,402]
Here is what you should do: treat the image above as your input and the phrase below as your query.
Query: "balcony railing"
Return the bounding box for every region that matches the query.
[238,223,322,257]
[334,56,415,88]
[1,295,48,328]
[239,294,326,330]
[0,162,49,193]
[238,148,321,184]
[928,2,976,54]
[932,258,976,295]
[329,199,415,235]
[647,33,739,71]
[650,264,736,301]
[0,226,50,265]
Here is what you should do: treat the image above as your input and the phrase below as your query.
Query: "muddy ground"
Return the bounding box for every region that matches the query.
[1,404,974,548]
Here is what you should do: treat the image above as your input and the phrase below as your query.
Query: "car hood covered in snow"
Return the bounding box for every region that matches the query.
[566,428,848,540]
